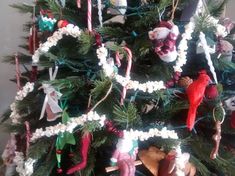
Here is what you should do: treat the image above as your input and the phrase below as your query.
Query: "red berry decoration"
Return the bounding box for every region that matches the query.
[205,84,219,100]
[57,168,63,174]
[56,150,62,154]
[231,111,235,129]
[57,20,69,28]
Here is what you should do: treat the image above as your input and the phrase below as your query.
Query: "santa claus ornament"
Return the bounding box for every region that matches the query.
[148,21,179,63]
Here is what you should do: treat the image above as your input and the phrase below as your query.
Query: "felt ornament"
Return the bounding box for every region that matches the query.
[186,70,210,131]
[205,84,219,100]
[38,15,57,32]
[148,21,179,63]
[66,132,91,174]
[138,146,166,176]
[217,40,233,62]
[159,149,196,176]
[110,136,138,176]
[108,0,127,15]
[39,67,63,121]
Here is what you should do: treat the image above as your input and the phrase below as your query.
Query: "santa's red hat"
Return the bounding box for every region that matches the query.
[158,21,173,29]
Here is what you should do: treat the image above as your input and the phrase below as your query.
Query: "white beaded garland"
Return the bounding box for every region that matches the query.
[32,24,81,64]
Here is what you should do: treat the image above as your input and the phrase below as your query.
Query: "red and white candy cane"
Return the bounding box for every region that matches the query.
[115,47,133,105]
[77,0,81,8]
[87,0,92,32]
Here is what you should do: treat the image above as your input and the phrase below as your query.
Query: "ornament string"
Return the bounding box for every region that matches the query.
[15,53,22,90]
[97,0,103,27]
[87,0,92,31]
[170,0,179,21]
[115,47,133,105]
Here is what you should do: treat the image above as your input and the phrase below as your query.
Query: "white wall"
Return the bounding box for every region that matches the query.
[0,0,31,151]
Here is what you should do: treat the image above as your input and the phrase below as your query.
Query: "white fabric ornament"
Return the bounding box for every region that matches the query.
[108,0,127,15]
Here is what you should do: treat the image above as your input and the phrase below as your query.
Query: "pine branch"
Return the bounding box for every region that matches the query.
[10,3,34,14]
[29,138,54,159]
[113,103,141,129]
[207,0,228,17]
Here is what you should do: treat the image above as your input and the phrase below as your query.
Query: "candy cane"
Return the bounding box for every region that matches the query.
[115,47,133,105]
[87,0,92,31]
[77,0,81,8]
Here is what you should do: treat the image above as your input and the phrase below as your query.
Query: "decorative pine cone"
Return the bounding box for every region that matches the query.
[178,76,193,88]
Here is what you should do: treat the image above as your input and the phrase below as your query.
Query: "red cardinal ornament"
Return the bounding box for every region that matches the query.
[66,132,91,174]
[186,70,210,131]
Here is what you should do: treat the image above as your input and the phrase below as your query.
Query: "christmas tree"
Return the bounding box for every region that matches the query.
[1,0,235,175]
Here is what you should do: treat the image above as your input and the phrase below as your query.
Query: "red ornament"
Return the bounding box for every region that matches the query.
[28,26,39,55]
[30,65,38,82]
[57,20,69,28]
[231,111,235,129]
[57,168,63,174]
[66,132,91,174]
[95,32,102,47]
[56,150,62,154]
[186,70,210,131]
[205,84,219,99]
[105,120,124,138]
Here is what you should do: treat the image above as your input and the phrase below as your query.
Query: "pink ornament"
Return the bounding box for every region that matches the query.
[111,137,138,176]
[148,21,179,63]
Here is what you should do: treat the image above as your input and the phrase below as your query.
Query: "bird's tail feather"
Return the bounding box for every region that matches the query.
[187,105,197,131]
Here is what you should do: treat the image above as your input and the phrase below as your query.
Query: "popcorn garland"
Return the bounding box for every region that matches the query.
[13,152,36,176]
[123,127,179,141]
[30,111,106,142]
[96,9,198,93]
[32,24,81,64]
[97,45,166,93]
[10,82,34,124]
[173,21,195,73]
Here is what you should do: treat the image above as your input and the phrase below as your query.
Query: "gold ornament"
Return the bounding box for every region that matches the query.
[178,76,193,88]
[138,146,166,176]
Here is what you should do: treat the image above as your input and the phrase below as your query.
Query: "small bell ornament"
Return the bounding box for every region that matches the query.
[148,21,179,63]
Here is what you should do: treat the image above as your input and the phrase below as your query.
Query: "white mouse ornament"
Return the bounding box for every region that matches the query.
[149,21,179,63]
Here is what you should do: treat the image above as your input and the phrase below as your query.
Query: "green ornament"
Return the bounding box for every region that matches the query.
[38,16,57,32]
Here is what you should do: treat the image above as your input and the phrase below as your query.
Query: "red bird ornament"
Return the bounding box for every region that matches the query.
[186,70,211,131]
